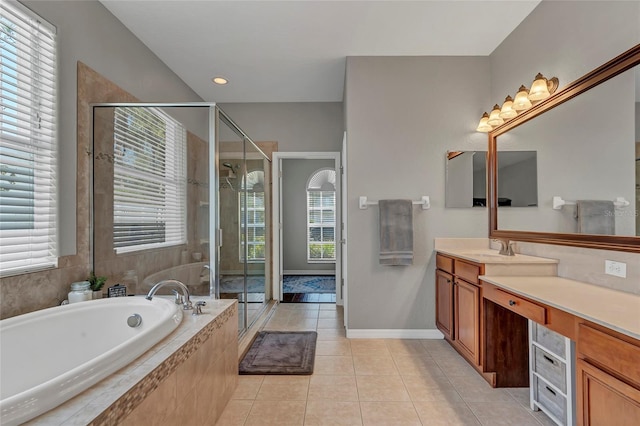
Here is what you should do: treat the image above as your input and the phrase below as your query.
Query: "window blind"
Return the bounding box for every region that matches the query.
[307,191,336,261]
[113,107,186,253]
[0,2,57,276]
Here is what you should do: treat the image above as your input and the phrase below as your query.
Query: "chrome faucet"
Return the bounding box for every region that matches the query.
[493,239,515,256]
[146,279,193,310]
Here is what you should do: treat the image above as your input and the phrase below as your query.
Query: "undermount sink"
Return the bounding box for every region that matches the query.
[458,251,506,259]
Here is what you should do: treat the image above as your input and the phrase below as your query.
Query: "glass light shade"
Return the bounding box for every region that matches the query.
[513,85,532,111]
[499,96,518,119]
[528,73,550,101]
[487,104,504,127]
[476,112,492,132]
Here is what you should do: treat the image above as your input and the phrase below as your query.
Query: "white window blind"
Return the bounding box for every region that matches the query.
[239,170,265,262]
[0,2,57,276]
[113,107,187,253]
[306,168,336,262]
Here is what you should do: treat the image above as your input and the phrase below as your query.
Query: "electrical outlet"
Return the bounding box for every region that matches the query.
[605,260,626,278]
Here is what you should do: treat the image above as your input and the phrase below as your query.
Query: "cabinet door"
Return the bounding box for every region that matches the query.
[455,279,480,365]
[436,270,454,340]
[577,359,640,426]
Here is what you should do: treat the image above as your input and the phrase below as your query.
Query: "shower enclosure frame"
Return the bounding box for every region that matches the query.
[90,102,270,335]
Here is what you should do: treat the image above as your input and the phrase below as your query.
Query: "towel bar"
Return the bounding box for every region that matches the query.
[359,196,430,210]
[552,196,630,210]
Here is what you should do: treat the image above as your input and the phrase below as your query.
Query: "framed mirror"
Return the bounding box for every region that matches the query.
[489,44,640,253]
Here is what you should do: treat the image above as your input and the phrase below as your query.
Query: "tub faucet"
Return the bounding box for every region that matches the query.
[146,279,193,310]
[493,238,515,256]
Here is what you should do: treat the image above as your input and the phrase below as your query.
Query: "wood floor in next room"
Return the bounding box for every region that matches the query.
[216,303,556,426]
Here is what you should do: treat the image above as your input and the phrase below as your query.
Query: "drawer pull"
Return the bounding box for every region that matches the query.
[545,386,556,396]
[446,279,451,283]
[508,300,516,306]
[543,354,556,365]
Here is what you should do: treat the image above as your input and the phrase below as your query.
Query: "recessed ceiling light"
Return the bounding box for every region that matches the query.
[212,76,228,85]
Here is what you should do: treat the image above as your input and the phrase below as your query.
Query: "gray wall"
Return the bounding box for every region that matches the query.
[445,152,474,208]
[344,56,490,330]
[23,0,204,256]
[218,103,344,151]
[282,159,336,272]
[498,157,537,208]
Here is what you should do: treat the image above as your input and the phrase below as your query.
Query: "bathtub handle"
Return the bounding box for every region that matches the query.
[127,313,143,328]
[193,301,206,315]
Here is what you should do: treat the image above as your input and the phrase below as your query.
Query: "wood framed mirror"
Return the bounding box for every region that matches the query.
[488,43,640,253]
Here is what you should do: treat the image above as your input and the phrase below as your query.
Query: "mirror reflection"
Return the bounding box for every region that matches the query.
[446,151,537,208]
[495,65,638,236]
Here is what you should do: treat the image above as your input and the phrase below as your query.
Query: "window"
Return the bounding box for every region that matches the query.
[239,170,265,262]
[0,2,57,276]
[112,107,187,253]
[307,168,336,262]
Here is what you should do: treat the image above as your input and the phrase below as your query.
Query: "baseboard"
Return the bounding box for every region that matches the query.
[346,329,444,339]
[283,270,335,276]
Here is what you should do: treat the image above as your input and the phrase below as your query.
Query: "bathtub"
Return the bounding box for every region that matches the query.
[0,297,182,426]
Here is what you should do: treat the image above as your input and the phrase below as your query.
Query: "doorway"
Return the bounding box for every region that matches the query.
[272,152,342,307]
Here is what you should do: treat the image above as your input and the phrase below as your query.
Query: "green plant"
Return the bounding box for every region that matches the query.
[88,271,107,291]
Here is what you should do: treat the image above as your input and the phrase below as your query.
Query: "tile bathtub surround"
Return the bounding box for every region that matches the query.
[26,299,237,426]
[216,303,553,426]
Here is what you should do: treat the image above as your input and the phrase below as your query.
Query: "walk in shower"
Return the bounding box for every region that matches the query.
[91,103,271,336]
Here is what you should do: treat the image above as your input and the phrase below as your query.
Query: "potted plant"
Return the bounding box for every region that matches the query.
[88,271,107,299]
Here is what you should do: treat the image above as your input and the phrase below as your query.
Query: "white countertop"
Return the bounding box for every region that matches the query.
[437,248,559,265]
[480,275,640,341]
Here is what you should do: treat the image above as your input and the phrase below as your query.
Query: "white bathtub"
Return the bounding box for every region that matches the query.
[0,297,182,425]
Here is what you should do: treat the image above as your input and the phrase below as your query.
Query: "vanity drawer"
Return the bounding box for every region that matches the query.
[454,260,481,285]
[533,375,567,425]
[532,323,566,359]
[533,346,567,393]
[486,288,547,324]
[578,324,640,386]
[436,254,454,274]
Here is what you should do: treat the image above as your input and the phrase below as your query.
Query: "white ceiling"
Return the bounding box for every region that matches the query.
[101,0,541,103]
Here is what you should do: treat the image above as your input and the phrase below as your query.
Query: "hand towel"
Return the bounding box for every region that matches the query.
[378,199,413,265]
[576,200,615,235]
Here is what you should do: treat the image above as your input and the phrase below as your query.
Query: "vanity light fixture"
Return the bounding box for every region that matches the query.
[476,112,493,132]
[487,104,505,127]
[499,95,518,119]
[528,72,559,101]
[212,76,228,85]
[513,85,533,111]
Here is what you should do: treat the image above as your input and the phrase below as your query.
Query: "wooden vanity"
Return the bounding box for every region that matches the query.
[436,250,640,425]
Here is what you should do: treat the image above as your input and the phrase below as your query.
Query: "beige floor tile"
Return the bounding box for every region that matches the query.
[308,375,359,401]
[319,304,338,310]
[255,376,310,400]
[505,387,532,408]
[317,318,342,329]
[304,400,363,425]
[215,400,254,425]
[231,375,265,399]
[360,401,421,426]
[350,339,391,357]
[447,374,514,403]
[385,339,430,356]
[393,354,446,377]
[435,358,481,378]
[314,355,355,375]
[356,375,410,401]
[531,409,558,426]
[413,400,481,425]
[244,400,306,426]
[316,328,347,340]
[315,339,351,356]
[284,303,321,310]
[466,401,542,425]
[286,318,319,330]
[353,355,399,375]
[289,310,321,320]
[401,375,463,403]
[318,310,340,319]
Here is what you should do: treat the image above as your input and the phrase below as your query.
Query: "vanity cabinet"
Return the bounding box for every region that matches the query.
[435,254,483,368]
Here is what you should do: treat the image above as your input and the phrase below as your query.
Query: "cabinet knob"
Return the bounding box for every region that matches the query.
[508,300,516,306]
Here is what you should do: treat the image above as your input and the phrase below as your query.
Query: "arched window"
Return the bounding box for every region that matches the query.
[239,170,265,262]
[307,168,336,262]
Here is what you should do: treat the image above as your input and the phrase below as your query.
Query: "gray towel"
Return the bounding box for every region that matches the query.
[378,200,413,265]
[576,200,615,235]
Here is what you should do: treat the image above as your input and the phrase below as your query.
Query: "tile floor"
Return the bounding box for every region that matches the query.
[216,303,556,426]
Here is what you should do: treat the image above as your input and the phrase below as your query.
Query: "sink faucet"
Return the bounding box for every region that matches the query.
[146,279,193,310]
[493,239,515,256]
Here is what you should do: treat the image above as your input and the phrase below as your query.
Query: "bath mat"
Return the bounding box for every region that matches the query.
[239,331,317,375]
[283,275,335,293]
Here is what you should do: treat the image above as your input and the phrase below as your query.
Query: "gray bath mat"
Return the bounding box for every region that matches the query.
[239,331,317,375]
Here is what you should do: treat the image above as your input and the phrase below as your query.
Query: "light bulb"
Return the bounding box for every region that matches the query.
[476,112,492,132]
[528,73,551,101]
[499,95,517,119]
[487,105,504,127]
[513,85,532,111]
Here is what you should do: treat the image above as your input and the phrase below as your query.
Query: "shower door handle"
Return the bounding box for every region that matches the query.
[217,229,223,247]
